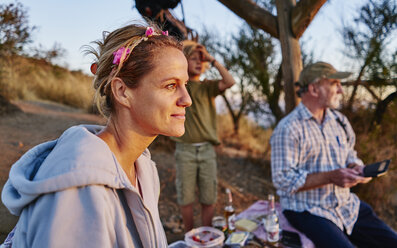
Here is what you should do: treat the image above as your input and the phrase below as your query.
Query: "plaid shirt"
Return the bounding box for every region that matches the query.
[270,103,363,234]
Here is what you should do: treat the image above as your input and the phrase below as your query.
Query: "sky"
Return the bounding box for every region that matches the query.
[5,0,372,75]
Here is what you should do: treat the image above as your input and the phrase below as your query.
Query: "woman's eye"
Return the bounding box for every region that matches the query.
[166,84,176,90]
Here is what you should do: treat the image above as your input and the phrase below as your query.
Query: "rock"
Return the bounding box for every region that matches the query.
[0,95,20,115]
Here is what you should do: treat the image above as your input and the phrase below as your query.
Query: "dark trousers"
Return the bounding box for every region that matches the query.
[283,201,397,248]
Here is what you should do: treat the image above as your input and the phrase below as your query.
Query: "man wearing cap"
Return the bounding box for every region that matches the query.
[270,62,397,247]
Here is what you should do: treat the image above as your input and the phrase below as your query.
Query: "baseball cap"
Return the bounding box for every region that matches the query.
[296,61,352,87]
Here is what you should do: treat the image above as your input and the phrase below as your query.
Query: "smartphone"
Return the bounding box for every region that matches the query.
[281,230,302,248]
[363,159,391,178]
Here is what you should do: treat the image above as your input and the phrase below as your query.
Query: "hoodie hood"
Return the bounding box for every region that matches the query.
[1,125,134,216]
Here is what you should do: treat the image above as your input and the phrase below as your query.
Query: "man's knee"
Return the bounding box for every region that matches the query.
[284,210,355,248]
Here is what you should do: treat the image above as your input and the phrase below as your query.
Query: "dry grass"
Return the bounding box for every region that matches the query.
[347,101,397,229]
[0,55,94,110]
[217,113,273,159]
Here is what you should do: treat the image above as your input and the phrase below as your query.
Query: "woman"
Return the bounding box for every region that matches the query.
[1,24,191,247]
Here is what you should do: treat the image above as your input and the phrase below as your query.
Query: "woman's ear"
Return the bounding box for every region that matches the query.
[111,77,131,108]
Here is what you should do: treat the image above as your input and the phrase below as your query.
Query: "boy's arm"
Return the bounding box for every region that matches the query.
[197,45,235,91]
[212,60,236,91]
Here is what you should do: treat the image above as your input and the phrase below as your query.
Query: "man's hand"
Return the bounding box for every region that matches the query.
[298,165,372,192]
[329,167,371,188]
[347,163,372,184]
[347,163,363,174]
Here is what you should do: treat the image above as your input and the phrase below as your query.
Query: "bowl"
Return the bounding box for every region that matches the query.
[184,226,225,248]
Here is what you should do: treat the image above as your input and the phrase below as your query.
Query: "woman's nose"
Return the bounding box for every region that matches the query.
[177,87,192,107]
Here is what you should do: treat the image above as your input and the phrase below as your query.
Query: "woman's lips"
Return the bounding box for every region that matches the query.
[171,113,186,120]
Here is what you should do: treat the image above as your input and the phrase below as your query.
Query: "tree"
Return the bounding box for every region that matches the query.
[31,42,67,64]
[217,0,327,113]
[228,25,284,123]
[200,30,255,134]
[0,1,35,56]
[340,0,396,125]
[201,24,283,133]
[0,1,35,100]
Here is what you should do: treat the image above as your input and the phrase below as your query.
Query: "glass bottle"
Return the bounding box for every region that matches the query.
[224,188,236,233]
[265,194,280,243]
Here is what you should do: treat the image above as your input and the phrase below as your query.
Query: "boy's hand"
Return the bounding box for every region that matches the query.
[196,45,215,63]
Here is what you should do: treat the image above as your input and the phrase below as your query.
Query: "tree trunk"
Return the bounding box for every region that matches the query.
[291,0,327,38]
[268,64,284,122]
[217,0,327,113]
[222,95,240,134]
[276,0,302,114]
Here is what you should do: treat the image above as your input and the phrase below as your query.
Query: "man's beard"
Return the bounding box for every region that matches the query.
[328,95,341,109]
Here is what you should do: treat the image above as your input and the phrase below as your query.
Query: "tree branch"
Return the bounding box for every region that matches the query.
[342,79,396,86]
[363,84,381,102]
[291,0,327,38]
[370,91,397,129]
[217,0,279,38]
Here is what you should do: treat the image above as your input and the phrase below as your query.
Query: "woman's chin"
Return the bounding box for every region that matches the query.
[162,129,185,138]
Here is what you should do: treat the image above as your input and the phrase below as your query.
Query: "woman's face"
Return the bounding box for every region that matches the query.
[126,47,191,137]
[187,50,204,77]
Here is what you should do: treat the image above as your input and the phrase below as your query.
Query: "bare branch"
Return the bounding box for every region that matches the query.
[291,0,327,38]
[342,79,396,86]
[217,0,279,38]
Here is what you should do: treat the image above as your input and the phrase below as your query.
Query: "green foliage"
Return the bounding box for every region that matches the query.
[341,0,396,122]
[201,24,283,130]
[342,0,396,85]
[0,1,35,56]
[229,24,284,123]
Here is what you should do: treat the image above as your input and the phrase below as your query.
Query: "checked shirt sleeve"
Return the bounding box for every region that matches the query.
[270,124,308,194]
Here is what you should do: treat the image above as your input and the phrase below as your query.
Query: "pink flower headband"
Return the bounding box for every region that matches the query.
[112,27,168,67]
[90,27,168,75]
[93,27,168,96]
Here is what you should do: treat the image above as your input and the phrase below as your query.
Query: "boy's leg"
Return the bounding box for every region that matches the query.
[283,210,355,248]
[180,204,194,232]
[175,143,199,232]
[348,201,397,248]
[201,203,215,227]
[197,144,217,226]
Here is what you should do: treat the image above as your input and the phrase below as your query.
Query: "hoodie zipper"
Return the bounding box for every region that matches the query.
[139,199,158,248]
[126,185,159,248]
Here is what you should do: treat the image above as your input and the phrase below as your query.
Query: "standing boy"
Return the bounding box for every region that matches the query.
[173,40,235,231]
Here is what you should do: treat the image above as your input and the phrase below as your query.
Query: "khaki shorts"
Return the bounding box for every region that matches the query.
[175,142,217,206]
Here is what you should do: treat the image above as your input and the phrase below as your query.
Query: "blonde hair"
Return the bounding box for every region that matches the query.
[182,40,201,59]
[182,40,210,73]
[84,23,182,117]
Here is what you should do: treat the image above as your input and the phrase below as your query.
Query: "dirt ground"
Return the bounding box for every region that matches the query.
[0,100,275,244]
